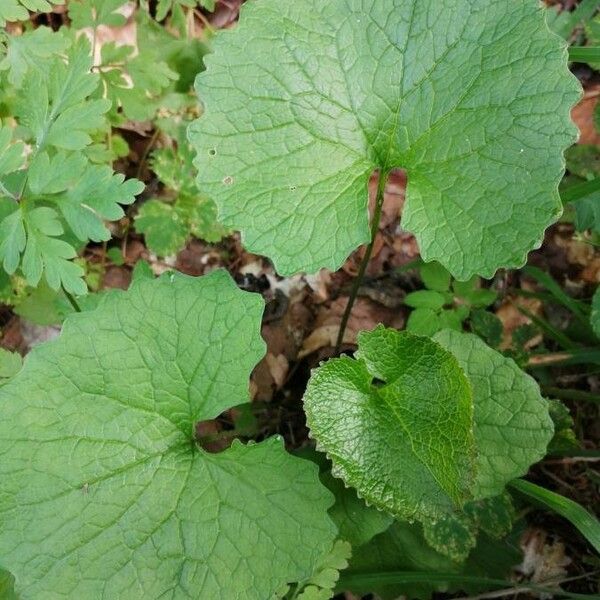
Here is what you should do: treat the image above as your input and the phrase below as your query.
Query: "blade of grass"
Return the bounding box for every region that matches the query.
[517,305,577,350]
[569,46,600,63]
[337,571,596,599]
[509,479,600,555]
[562,178,600,204]
[522,267,589,323]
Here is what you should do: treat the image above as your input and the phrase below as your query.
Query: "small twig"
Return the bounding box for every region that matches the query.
[334,170,388,354]
[541,385,600,403]
[193,8,215,35]
[136,128,160,180]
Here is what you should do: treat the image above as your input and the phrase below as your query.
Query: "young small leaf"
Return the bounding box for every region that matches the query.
[69,0,129,29]
[0,270,336,599]
[190,0,580,279]
[420,261,451,292]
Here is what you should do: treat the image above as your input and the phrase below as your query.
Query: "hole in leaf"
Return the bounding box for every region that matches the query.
[208,148,216,156]
[194,404,258,454]
[372,377,386,388]
[222,175,234,185]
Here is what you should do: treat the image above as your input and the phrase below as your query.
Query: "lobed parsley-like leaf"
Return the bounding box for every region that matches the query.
[304,326,553,522]
[69,0,129,29]
[156,0,215,21]
[0,270,337,599]
[0,26,69,87]
[0,36,142,295]
[190,0,580,280]
[0,0,64,26]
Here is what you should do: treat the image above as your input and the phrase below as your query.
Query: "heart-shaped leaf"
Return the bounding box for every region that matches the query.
[0,270,336,599]
[189,0,580,279]
[304,326,476,520]
[304,326,553,521]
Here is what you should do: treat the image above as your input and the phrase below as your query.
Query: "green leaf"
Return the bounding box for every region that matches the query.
[13,281,73,325]
[406,307,443,336]
[0,26,69,87]
[0,270,337,598]
[296,540,352,600]
[422,493,514,562]
[0,0,64,26]
[469,309,503,347]
[15,37,109,151]
[190,0,580,279]
[547,399,579,454]
[0,348,22,382]
[433,330,553,498]
[69,0,129,29]
[510,479,600,555]
[321,470,393,549]
[304,326,475,521]
[404,290,446,310]
[305,327,554,522]
[420,261,451,292]
[592,287,600,338]
[21,206,87,295]
[50,162,144,242]
[0,568,17,600]
[135,199,190,256]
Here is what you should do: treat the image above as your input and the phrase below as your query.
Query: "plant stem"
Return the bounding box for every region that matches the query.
[541,386,600,403]
[334,170,388,354]
[63,288,82,313]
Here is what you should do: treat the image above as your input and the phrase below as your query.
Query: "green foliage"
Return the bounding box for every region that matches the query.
[190,0,580,279]
[304,326,553,521]
[294,540,351,600]
[592,286,600,338]
[0,270,337,598]
[345,520,522,600]
[405,262,497,337]
[156,0,216,21]
[0,348,22,384]
[422,493,514,562]
[69,0,129,29]
[135,128,228,256]
[0,0,64,26]
[0,36,143,295]
[305,326,475,521]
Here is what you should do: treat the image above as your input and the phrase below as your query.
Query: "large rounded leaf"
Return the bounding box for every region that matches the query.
[189,0,580,279]
[0,270,336,599]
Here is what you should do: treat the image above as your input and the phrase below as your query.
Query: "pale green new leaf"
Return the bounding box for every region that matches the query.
[0,26,69,87]
[0,271,336,599]
[0,0,64,26]
[433,330,554,498]
[304,326,475,521]
[190,0,580,279]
